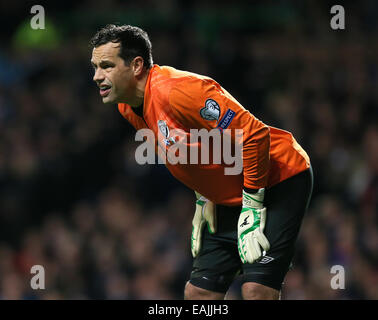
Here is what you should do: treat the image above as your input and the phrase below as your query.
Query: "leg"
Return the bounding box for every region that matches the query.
[242,168,314,298]
[184,282,225,300]
[186,205,242,300]
[241,282,279,300]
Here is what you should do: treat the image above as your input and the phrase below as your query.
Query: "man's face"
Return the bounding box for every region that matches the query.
[91,42,134,104]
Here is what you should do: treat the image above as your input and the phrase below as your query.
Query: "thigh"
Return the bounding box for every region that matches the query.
[242,167,314,290]
[189,205,241,294]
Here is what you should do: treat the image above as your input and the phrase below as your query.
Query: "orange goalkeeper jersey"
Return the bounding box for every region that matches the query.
[118,65,310,206]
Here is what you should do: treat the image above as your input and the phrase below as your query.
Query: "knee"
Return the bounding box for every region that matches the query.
[242,282,279,300]
[184,281,225,300]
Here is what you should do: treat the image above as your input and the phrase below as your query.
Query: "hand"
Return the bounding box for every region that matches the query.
[191,191,216,258]
[238,188,270,264]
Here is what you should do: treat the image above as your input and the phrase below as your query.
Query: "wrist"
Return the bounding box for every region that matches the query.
[243,187,259,194]
[195,191,209,202]
[242,188,265,208]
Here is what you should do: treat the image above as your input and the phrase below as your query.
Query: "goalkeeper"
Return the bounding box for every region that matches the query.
[90,25,313,300]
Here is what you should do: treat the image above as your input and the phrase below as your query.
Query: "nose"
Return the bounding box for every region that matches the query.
[93,68,105,83]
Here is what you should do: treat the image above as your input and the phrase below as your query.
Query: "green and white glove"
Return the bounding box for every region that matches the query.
[238,188,270,264]
[191,191,216,258]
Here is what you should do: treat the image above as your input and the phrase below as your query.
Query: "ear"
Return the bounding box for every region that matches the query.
[132,56,145,77]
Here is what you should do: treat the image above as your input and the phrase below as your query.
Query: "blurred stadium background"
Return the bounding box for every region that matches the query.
[0,0,377,299]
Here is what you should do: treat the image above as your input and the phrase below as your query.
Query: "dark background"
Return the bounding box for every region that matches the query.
[0,0,376,299]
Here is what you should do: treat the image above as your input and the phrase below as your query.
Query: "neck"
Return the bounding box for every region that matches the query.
[128,69,149,107]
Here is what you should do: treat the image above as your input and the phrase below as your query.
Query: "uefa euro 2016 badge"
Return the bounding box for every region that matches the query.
[200,99,220,121]
[157,120,176,146]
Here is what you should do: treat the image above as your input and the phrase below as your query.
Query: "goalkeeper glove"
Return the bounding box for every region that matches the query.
[191,191,216,258]
[238,188,270,264]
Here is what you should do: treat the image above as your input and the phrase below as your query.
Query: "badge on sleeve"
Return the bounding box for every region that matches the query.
[158,120,176,146]
[158,120,170,138]
[200,99,220,121]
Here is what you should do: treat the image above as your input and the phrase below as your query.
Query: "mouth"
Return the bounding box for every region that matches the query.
[99,85,112,97]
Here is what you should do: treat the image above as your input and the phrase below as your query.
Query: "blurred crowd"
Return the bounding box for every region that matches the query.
[0,0,377,299]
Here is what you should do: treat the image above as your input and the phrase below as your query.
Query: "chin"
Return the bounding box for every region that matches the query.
[102,96,117,104]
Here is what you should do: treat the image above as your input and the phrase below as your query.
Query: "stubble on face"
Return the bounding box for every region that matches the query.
[91,42,133,104]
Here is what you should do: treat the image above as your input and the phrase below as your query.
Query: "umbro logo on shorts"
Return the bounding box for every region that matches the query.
[258,256,275,264]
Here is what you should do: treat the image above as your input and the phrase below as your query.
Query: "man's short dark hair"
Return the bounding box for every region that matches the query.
[90,24,153,69]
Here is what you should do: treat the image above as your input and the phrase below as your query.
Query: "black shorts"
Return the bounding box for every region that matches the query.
[189,167,313,293]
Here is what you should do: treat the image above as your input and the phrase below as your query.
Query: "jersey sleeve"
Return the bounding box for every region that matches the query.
[168,76,270,189]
